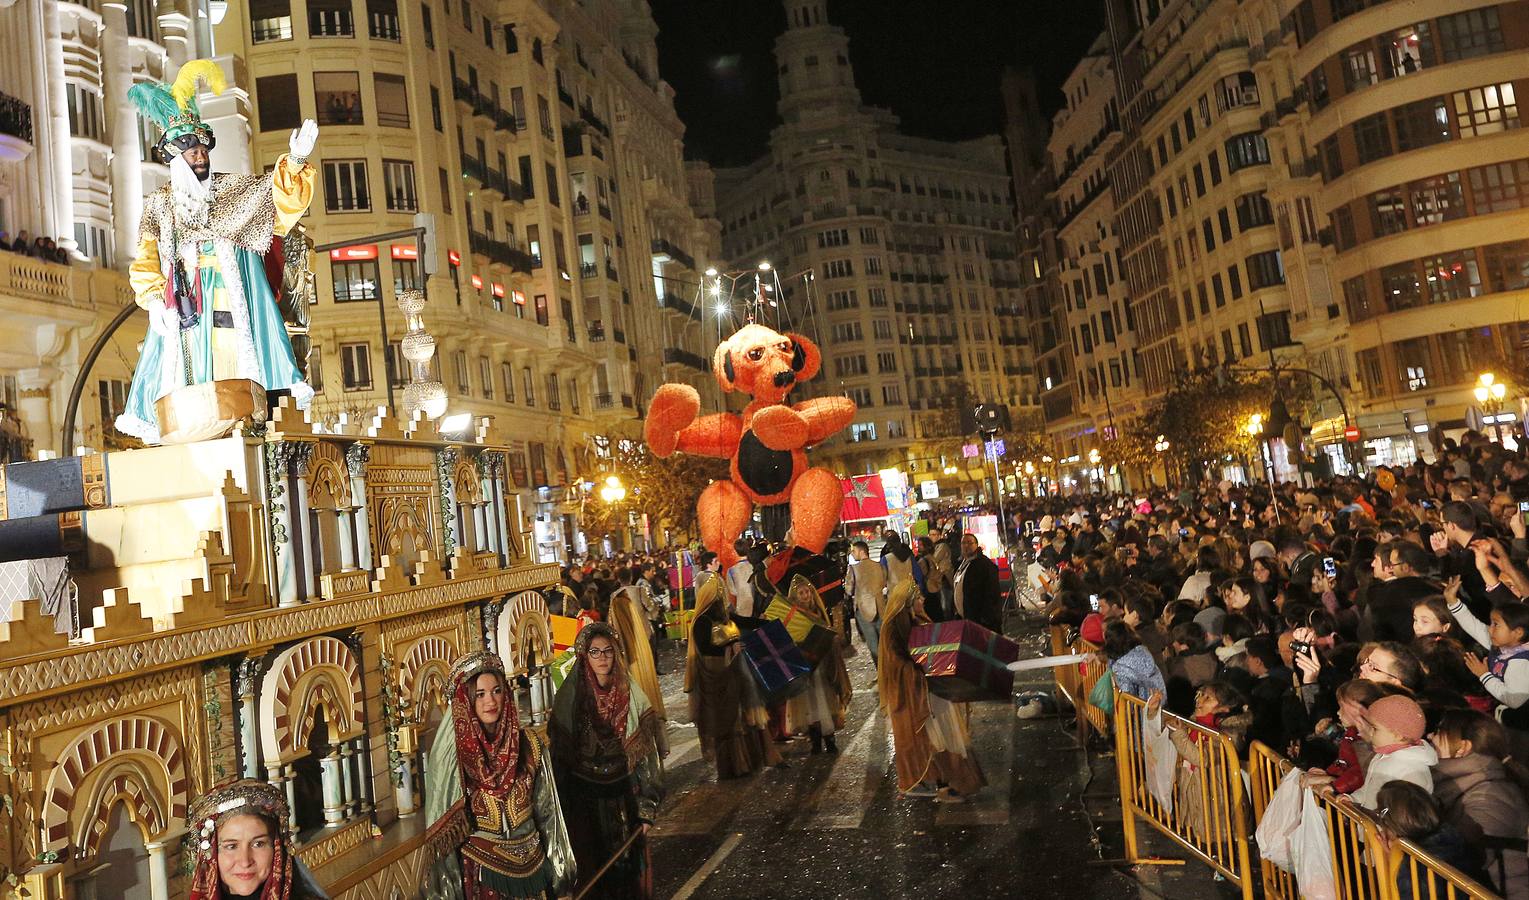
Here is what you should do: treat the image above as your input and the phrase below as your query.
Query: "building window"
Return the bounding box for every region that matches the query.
[366,0,399,38]
[255,75,302,132]
[384,342,407,388]
[849,422,877,442]
[315,71,363,124]
[383,159,417,211]
[1245,250,1285,290]
[546,373,561,411]
[421,3,433,47]
[430,85,443,131]
[1233,192,1273,230]
[1352,112,1393,164]
[322,159,370,211]
[340,342,372,390]
[882,384,902,404]
[500,362,515,402]
[1420,250,1482,303]
[1452,83,1519,138]
[374,73,409,127]
[1381,261,1423,311]
[438,167,452,213]
[876,351,897,372]
[392,256,421,294]
[453,351,469,394]
[522,367,535,405]
[65,83,102,141]
[534,294,548,326]
[1342,45,1380,90]
[544,163,560,206]
[308,0,354,36]
[1223,133,1269,172]
[1371,189,1408,236]
[1392,97,1450,151]
[1469,159,1529,213]
[331,258,379,302]
[1484,239,1529,292]
[823,258,854,279]
[250,0,292,41]
[1439,8,1503,61]
[1410,173,1464,226]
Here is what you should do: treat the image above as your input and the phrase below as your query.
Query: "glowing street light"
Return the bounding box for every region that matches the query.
[1475,372,1508,443]
[598,474,627,504]
[1246,413,1265,437]
[704,267,718,277]
[757,261,771,271]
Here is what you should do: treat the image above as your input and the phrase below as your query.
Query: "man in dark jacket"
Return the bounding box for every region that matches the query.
[954,532,1003,633]
[1362,541,1437,642]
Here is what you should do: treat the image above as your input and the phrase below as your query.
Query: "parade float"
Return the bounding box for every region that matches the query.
[0,61,562,900]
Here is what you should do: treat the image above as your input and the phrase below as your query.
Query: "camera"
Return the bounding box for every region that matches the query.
[1322,557,1337,579]
[1291,640,1312,656]
[1518,500,1529,514]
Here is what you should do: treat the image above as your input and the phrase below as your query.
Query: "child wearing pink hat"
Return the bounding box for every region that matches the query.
[1350,694,1438,810]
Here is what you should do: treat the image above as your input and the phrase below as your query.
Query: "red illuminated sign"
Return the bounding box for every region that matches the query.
[1344,426,1361,443]
[492,283,505,298]
[470,275,483,290]
[448,249,461,267]
[391,245,418,260]
[512,290,527,305]
[328,244,378,261]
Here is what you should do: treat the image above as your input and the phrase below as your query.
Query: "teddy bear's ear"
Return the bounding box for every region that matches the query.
[785,332,820,381]
[712,341,737,392]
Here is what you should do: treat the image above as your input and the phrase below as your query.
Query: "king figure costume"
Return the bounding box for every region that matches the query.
[117,60,317,444]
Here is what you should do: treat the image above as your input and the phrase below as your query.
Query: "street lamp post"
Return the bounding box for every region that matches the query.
[1474,372,1508,445]
[1087,447,1101,494]
[1153,434,1171,487]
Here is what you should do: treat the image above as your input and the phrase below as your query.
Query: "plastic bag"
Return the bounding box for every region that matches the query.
[1294,786,1337,900]
[1255,769,1305,873]
[1142,707,1177,814]
[1088,668,1115,715]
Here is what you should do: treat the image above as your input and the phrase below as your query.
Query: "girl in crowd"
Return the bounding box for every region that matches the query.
[551,624,664,899]
[878,579,984,802]
[1103,619,1166,701]
[426,651,575,899]
[783,575,852,754]
[685,577,780,778]
[187,780,327,900]
[1375,782,1490,900]
[1430,708,1529,899]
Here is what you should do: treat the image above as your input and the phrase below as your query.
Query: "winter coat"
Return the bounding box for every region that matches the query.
[1432,754,1529,900]
[1350,741,1439,810]
[1109,645,1166,701]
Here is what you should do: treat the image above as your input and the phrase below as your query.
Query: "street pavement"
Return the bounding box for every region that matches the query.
[644,611,1240,900]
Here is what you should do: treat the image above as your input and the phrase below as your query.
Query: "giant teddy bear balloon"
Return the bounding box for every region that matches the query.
[645,324,857,569]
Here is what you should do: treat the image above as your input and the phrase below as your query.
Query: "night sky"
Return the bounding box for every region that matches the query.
[650,0,1108,166]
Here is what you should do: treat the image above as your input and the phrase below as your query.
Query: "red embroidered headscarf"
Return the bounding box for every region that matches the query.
[575,623,631,743]
[187,780,298,900]
[447,651,537,803]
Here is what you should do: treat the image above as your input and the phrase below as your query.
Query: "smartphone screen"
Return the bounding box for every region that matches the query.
[1322,557,1337,578]
[1518,500,1529,514]
[1089,593,1100,612]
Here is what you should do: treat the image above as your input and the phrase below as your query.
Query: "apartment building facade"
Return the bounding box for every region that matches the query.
[215,0,719,556]
[714,0,1032,489]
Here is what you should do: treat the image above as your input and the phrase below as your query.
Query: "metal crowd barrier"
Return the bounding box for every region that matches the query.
[1046,626,1109,740]
[1247,740,1300,900]
[1113,691,1257,899]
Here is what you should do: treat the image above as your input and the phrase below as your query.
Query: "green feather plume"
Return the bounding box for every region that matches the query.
[127,81,179,130]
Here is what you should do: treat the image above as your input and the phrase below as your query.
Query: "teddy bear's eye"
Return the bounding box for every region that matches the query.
[777,342,791,352]
[748,348,764,361]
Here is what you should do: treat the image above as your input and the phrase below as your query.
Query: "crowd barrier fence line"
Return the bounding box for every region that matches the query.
[1046,626,1503,900]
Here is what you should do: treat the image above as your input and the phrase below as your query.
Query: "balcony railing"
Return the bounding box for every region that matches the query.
[663,347,708,372]
[650,238,694,270]
[580,261,598,278]
[469,231,534,272]
[659,292,698,318]
[0,91,33,145]
[594,392,615,409]
[588,322,606,342]
[557,85,574,108]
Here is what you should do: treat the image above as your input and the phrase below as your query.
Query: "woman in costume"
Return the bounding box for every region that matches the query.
[685,577,780,778]
[783,575,852,753]
[607,578,669,756]
[878,580,986,802]
[550,624,665,898]
[187,779,327,900]
[425,651,576,899]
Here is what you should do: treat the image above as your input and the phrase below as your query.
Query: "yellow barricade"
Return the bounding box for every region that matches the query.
[1046,627,1109,740]
[1385,836,1502,899]
[1113,691,1256,899]
[1077,639,1109,737]
[1247,741,1300,900]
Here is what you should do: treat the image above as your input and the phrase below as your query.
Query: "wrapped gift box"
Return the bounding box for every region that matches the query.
[741,620,812,703]
[549,614,582,651]
[549,648,578,690]
[909,620,1020,702]
[0,455,110,522]
[664,608,694,641]
[762,598,835,665]
[763,547,846,611]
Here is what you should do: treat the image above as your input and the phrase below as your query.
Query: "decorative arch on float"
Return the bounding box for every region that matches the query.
[41,715,188,858]
[496,590,551,674]
[399,634,456,722]
[259,636,365,765]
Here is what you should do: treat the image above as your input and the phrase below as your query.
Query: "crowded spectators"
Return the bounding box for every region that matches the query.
[0,230,72,264]
[1013,428,1529,899]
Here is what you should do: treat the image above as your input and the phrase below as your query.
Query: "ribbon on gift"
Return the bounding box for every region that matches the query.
[752,626,797,681]
[916,633,1010,688]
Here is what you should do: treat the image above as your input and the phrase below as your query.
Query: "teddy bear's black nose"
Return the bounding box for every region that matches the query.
[773,370,796,388]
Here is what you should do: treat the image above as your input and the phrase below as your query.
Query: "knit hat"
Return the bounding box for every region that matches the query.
[1366,695,1426,742]
[1249,540,1276,561]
